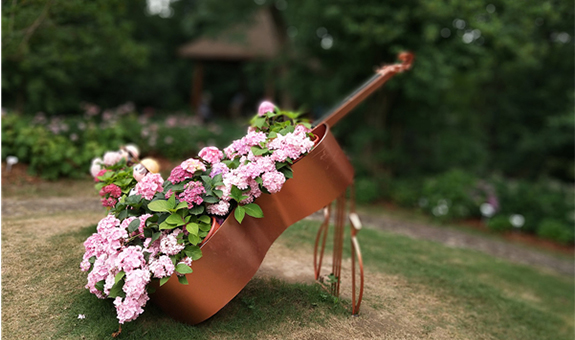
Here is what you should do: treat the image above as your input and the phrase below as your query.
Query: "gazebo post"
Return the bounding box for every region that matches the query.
[191,61,204,115]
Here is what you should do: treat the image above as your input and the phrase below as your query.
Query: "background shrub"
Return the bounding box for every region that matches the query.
[488,216,513,233]
[537,219,574,245]
[1,108,245,179]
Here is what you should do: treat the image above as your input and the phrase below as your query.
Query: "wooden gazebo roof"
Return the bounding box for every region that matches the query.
[178,9,281,61]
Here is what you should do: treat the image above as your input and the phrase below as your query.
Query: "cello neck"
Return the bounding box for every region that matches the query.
[314,52,414,128]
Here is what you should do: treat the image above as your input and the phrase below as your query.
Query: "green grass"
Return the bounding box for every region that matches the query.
[11,219,574,339]
[49,226,347,340]
[282,220,575,340]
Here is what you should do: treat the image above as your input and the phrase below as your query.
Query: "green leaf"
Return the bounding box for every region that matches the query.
[148,200,173,213]
[108,281,125,298]
[175,201,189,210]
[186,223,199,235]
[189,205,205,215]
[199,222,212,231]
[268,131,277,138]
[185,246,203,260]
[244,203,264,218]
[159,221,177,230]
[95,280,105,292]
[213,189,224,198]
[168,193,176,208]
[203,196,219,204]
[151,231,161,242]
[118,209,129,219]
[127,218,140,233]
[250,146,269,156]
[254,117,266,128]
[126,194,142,205]
[212,174,223,184]
[159,276,170,286]
[279,166,293,179]
[166,213,185,226]
[175,263,193,275]
[115,271,126,284]
[201,175,213,185]
[198,215,211,224]
[231,186,243,201]
[177,275,189,285]
[235,205,246,223]
[188,233,200,245]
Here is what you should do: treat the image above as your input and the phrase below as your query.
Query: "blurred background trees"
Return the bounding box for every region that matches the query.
[2,0,573,241]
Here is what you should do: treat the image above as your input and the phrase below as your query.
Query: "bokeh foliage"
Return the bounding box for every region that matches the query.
[2,0,573,241]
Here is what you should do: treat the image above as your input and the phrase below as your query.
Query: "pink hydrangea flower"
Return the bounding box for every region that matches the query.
[261,171,286,194]
[179,257,193,267]
[210,162,229,178]
[103,151,123,166]
[199,146,224,164]
[167,165,193,184]
[116,246,146,272]
[258,101,275,117]
[134,173,164,200]
[207,200,231,216]
[101,197,117,208]
[178,181,205,207]
[85,254,111,298]
[123,268,151,298]
[114,295,148,324]
[100,184,122,198]
[97,215,121,234]
[149,255,175,278]
[159,230,185,256]
[268,130,315,161]
[181,158,206,173]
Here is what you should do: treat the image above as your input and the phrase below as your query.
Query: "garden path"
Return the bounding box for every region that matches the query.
[2,184,572,276]
[306,211,573,276]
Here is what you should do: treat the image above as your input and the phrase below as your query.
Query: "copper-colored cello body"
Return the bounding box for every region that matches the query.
[151,123,354,324]
[151,52,414,324]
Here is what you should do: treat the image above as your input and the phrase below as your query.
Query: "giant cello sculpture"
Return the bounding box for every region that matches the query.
[151,52,414,324]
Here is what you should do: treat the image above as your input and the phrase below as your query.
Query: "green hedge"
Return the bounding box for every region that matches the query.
[355,169,574,244]
[1,108,245,179]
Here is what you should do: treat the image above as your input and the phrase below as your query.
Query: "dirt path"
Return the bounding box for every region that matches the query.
[2,188,572,277]
[306,212,574,276]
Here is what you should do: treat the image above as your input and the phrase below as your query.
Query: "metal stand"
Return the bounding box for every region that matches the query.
[313,182,364,315]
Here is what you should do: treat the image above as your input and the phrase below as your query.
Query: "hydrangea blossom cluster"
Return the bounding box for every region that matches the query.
[81,214,196,324]
[100,184,122,208]
[91,146,140,208]
[134,173,164,200]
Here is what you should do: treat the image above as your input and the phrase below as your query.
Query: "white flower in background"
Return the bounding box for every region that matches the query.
[509,214,525,228]
[480,203,495,217]
[90,158,103,177]
[6,155,18,172]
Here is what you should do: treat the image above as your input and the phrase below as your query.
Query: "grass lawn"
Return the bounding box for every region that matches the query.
[1,176,573,339]
[3,214,572,339]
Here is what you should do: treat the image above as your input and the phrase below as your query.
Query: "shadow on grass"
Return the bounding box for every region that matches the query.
[53,226,348,340]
